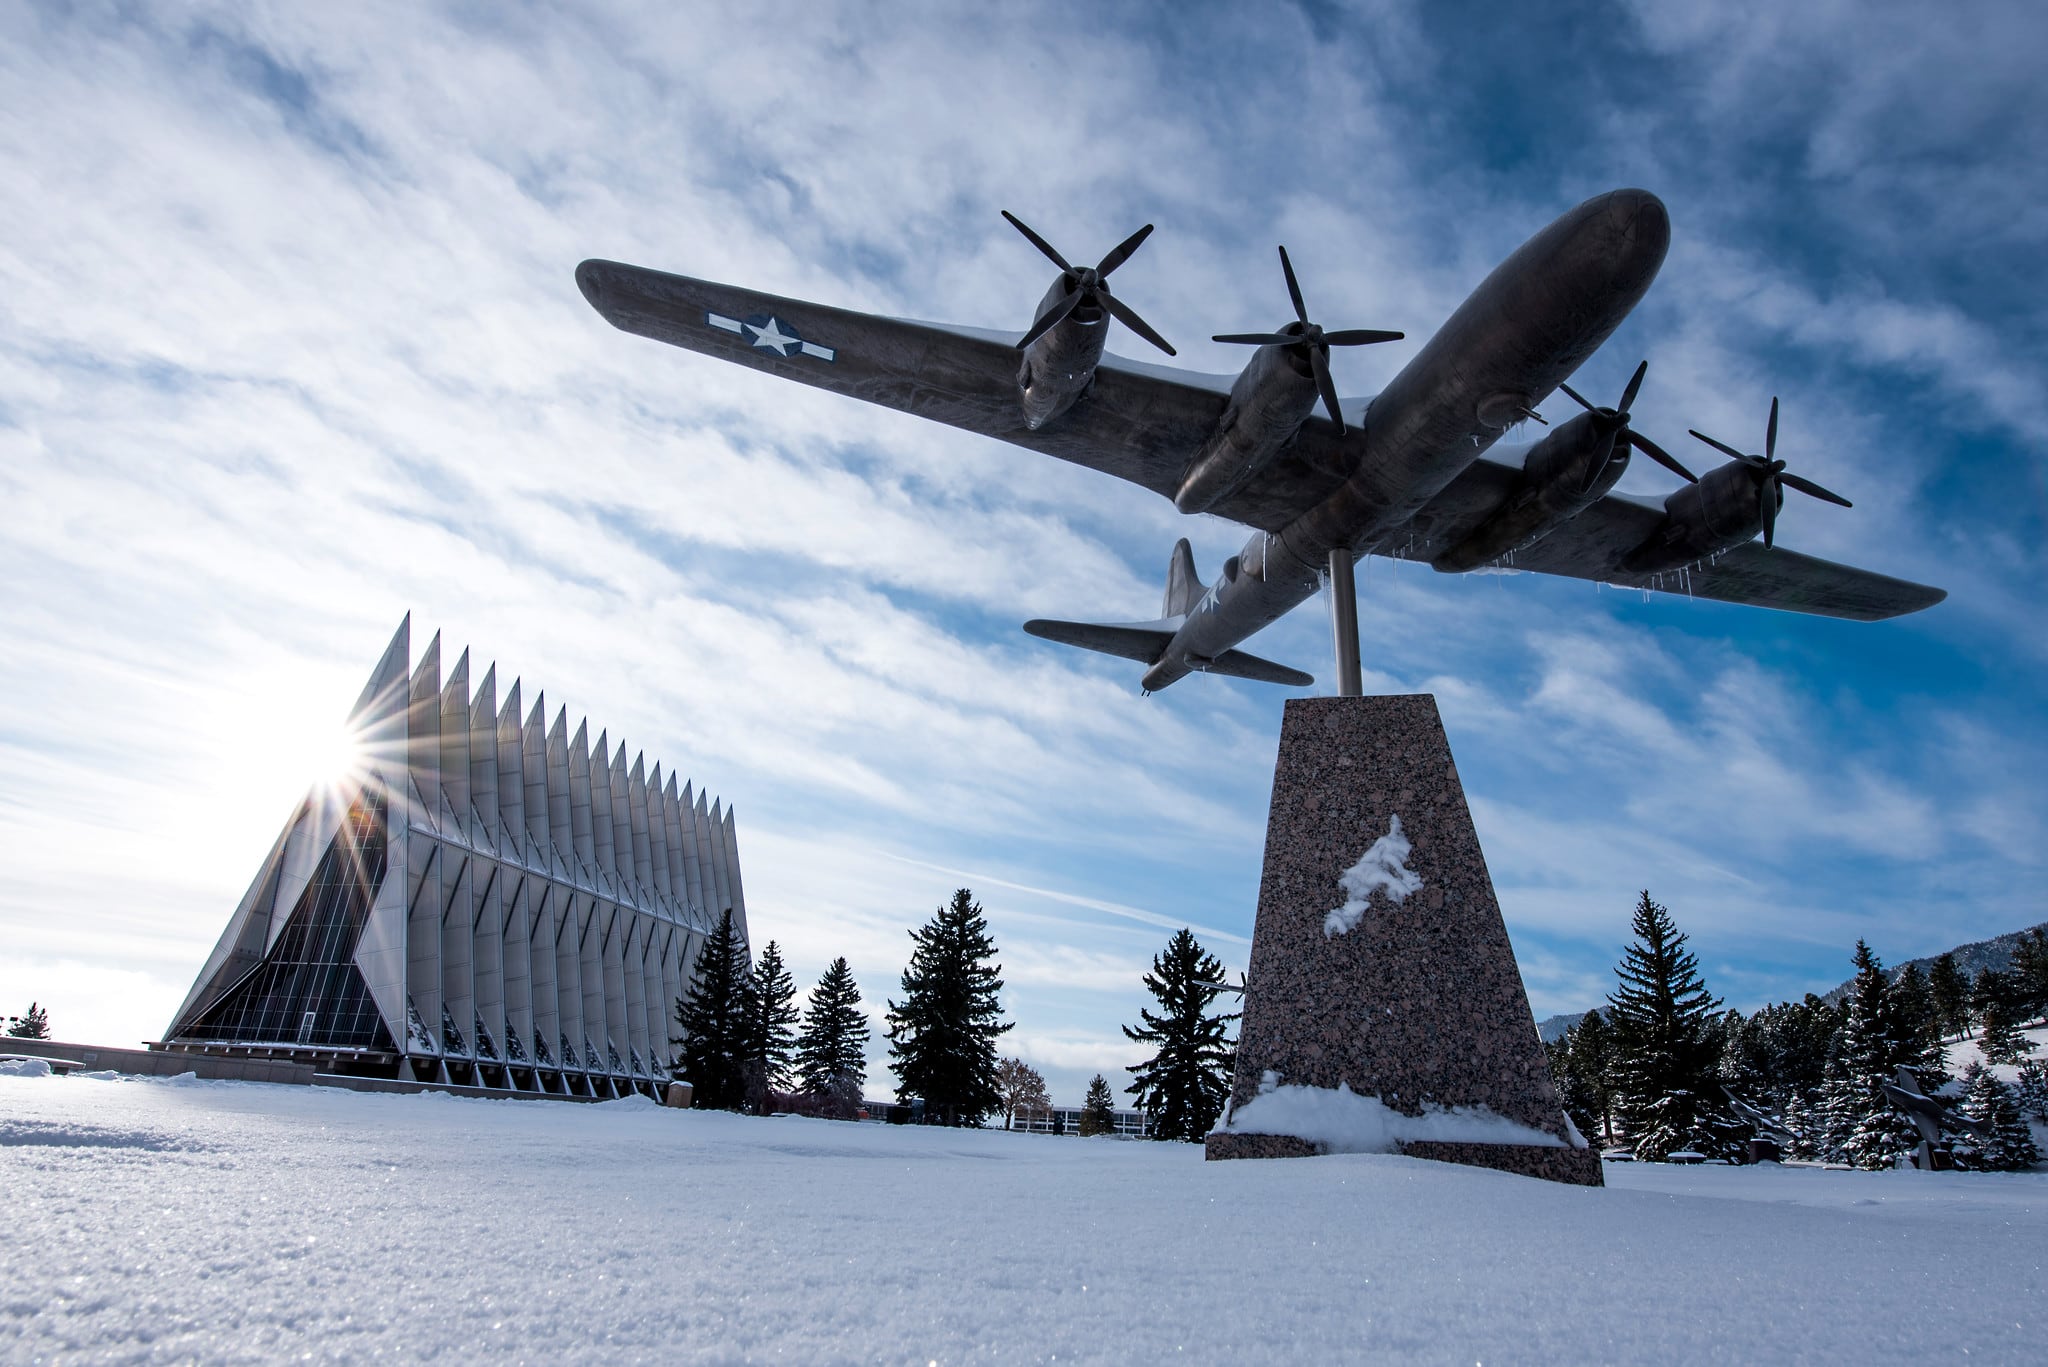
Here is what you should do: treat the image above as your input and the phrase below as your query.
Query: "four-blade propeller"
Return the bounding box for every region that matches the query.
[1212,245,1403,435]
[1688,397,1852,550]
[1555,360,1697,493]
[1004,211,1176,356]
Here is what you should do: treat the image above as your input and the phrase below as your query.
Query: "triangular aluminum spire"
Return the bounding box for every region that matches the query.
[346,613,412,728]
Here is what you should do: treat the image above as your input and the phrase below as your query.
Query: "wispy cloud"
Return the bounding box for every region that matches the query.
[0,1,2039,1105]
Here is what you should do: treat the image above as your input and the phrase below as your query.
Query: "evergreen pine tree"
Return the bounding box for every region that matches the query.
[1547,1011,1617,1146]
[1890,962,1949,1091]
[1976,993,2028,1066]
[5,1002,50,1040]
[1927,953,1970,1041]
[1545,1034,1595,1142]
[2010,928,2048,1024]
[674,909,754,1111]
[1606,892,1726,1160]
[1781,1091,1819,1161]
[1122,928,1238,1142]
[886,888,1013,1126]
[1970,967,2011,1036]
[1717,1009,1767,1097]
[1079,1074,1117,1136]
[1955,1062,2041,1172]
[1821,940,1919,1169]
[796,956,870,1111]
[744,940,800,1111]
[1762,996,1840,1107]
[2011,1058,2048,1123]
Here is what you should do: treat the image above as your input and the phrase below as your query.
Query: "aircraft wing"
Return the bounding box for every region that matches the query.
[576,260,1358,532]
[1383,456,1947,621]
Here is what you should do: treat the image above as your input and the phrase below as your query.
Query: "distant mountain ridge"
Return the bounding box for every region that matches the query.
[1535,1010,1596,1043]
[1817,921,2048,1005]
[1532,920,2048,1040]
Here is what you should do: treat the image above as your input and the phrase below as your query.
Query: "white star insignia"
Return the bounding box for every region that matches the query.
[746,316,799,355]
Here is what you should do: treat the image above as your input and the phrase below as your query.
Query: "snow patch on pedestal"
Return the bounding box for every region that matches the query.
[1218,1079,1567,1152]
[1323,814,1423,937]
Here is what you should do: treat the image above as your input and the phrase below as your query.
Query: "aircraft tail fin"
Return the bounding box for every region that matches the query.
[1161,538,1206,618]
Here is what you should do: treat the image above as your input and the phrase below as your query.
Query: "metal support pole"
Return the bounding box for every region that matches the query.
[1327,547,1362,697]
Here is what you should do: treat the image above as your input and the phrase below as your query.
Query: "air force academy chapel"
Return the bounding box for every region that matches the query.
[162,616,747,1097]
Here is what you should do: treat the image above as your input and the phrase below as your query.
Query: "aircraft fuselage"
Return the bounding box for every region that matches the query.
[1143,188,1672,691]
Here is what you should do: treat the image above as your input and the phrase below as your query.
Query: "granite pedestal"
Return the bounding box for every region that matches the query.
[1205,695,1601,1186]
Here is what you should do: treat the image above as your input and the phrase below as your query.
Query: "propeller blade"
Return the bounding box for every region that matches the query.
[1002,211,1072,274]
[1309,344,1345,435]
[1689,429,1752,462]
[1619,359,1648,414]
[1098,288,1177,356]
[1016,288,1083,350]
[1557,382,1596,413]
[1211,332,1300,346]
[1766,396,1779,460]
[1581,443,1617,495]
[1320,328,1405,346]
[1759,473,1779,549]
[1278,245,1309,326]
[1095,223,1155,277]
[1627,430,1698,483]
[1779,471,1852,507]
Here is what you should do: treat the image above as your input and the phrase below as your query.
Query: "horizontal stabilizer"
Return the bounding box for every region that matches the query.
[1023,619,1174,665]
[1200,650,1315,688]
[1022,619,1314,688]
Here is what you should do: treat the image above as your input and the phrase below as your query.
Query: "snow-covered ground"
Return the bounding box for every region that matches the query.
[3,1072,2043,1364]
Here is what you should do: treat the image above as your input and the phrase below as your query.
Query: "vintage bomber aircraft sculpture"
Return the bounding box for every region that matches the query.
[576,189,1944,692]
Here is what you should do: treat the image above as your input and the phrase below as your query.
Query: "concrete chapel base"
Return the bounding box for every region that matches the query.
[1205,695,1601,1187]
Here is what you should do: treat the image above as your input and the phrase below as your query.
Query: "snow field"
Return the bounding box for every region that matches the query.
[2,1072,2043,1364]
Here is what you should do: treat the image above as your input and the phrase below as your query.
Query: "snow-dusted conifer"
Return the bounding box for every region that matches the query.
[1547,1010,1617,1146]
[2011,1058,2048,1123]
[1928,953,1970,1041]
[1122,928,1237,1142]
[1976,993,2029,1067]
[2010,928,2048,1024]
[1955,1062,2041,1172]
[1820,941,1918,1169]
[1606,892,1727,1160]
[1780,1091,1819,1161]
[796,956,870,1109]
[887,888,1013,1126]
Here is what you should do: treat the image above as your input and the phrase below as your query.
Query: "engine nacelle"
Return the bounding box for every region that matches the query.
[1173,342,1320,513]
[1623,461,1777,574]
[1431,413,1625,573]
[1017,277,1108,431]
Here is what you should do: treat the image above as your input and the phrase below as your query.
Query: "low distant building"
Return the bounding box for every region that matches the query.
[160,616,744,1098]
[1009,1106,1152,1138]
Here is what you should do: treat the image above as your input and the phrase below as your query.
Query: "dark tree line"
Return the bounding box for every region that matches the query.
[673,887,1021,1127]
[1547,901,2043,1170]
[672,910,872,1117]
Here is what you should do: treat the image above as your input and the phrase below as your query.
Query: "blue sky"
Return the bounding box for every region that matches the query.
[1,0,2041,1104]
